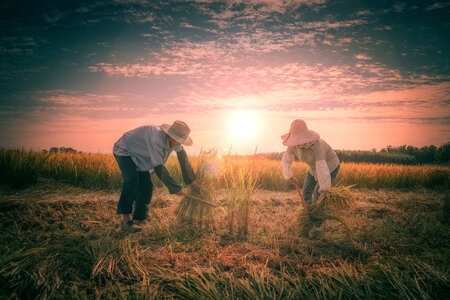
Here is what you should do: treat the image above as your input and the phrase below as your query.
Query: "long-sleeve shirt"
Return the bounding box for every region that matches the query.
[113,125,195,193]
[281,139,339,191]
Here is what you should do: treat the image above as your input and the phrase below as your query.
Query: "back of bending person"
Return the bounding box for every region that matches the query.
[113,120,197,233]
[281,119,340,229]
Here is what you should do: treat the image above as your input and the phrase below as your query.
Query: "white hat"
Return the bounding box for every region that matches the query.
[161,120,193,146]
[281,119,320,146]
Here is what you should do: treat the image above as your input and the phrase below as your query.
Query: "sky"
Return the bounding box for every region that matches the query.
[1,0,449,155]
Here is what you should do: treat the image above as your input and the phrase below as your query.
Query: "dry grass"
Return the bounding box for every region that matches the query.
[315,184,357,211]
[2,149,449,192]
[1,178,448,299]
[0,149,449,298]
[221,153,259,239]
[175,150,217,230]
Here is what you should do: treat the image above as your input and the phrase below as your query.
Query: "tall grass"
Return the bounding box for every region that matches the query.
[0,148,122,190]
[40,151,122,190]
[221,153,259,238]
[339,162,449,189]
[0,148,39,188]
[1,149,448,191]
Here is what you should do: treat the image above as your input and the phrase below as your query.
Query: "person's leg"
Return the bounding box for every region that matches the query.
[133,171,153,221]
[302,172,317,206]
[114,155,139,224]
[301,172,321,236]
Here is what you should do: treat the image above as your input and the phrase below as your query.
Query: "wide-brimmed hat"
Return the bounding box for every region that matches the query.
[281,119,320,146]
[161,120,193,146]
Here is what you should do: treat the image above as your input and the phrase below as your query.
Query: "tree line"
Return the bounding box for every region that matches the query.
[376,143,450,165]
[256,143,450,165]
[42,143,450,165]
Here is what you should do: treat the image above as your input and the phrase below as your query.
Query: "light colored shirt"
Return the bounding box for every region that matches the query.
[113,125,183,172]
[281,138,340,180]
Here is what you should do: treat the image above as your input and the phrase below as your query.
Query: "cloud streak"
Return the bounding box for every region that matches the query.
[0,0,449,152]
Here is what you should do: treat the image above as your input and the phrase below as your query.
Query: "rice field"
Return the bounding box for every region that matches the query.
[0,149,449,299]
[1,148,448,191]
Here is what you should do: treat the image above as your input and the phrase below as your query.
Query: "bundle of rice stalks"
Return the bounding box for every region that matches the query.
[221,151,259,239]
[175,150,218,230]
[313,184,356,212]
[298,184,356,237]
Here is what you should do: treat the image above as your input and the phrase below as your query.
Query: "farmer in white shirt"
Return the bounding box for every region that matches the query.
[113,120,197,233]
[281,119,340,227]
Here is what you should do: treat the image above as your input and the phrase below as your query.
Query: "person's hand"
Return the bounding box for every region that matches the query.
[189,181,200,190]
[318,186,329,193]
[175,190,185,197]
[288,177,299,186]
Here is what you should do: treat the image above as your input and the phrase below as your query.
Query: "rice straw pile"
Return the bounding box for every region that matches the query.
[175,150,217,230]
[298,184,356,236]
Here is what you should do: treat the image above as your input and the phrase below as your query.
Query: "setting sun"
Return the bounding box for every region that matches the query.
[222,109,264,153]
[227,110,260,138]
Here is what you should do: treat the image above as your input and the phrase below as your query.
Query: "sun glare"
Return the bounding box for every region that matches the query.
[227,109,260,139]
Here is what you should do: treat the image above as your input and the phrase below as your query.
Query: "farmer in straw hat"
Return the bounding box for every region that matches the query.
[113,120,197,233]
[281,119,340,231]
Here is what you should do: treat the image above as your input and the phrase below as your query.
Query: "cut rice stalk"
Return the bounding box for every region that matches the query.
[175,186,215,229]
[174,150,217,230]
[184,194,217,207]
[314,184,356,212]
[298,184,356,237]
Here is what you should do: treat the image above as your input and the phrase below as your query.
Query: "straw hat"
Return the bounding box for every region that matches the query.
[161,120,193,146]
[281,119,320,146]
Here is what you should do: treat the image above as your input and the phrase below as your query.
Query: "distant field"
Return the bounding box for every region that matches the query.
[0,149,449,190]
[0,149,449,298]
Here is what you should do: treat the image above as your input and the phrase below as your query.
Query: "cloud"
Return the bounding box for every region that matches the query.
[86,30,449,120]
[12,69,438,128]
[355,53,371,60]
[20,90,168,121]
[1,0,449,154]
[425,2,450,11]
[197,0,326,26]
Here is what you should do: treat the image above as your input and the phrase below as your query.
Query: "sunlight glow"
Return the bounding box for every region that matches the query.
[227,110,260,139]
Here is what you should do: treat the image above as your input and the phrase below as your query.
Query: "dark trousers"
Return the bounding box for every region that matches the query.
[114,155,153,221]
[302,164,340,204]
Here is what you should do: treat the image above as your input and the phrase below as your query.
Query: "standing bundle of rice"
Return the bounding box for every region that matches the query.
[298,184,356,236]
[175,150,217,230]
[313,184,356,212]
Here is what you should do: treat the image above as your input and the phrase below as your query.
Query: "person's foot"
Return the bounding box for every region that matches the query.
[132,219,146,226]
[121,220,142,233]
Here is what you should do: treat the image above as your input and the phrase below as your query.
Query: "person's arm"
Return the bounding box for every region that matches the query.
[175,148,196,185]
[314,143,331,192]
[281,147,295,181]
[154,165,182,194]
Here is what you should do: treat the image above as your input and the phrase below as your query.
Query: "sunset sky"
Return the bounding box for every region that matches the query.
[1,0,449,155]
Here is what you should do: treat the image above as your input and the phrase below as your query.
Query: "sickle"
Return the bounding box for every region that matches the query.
[294,183,309,212]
